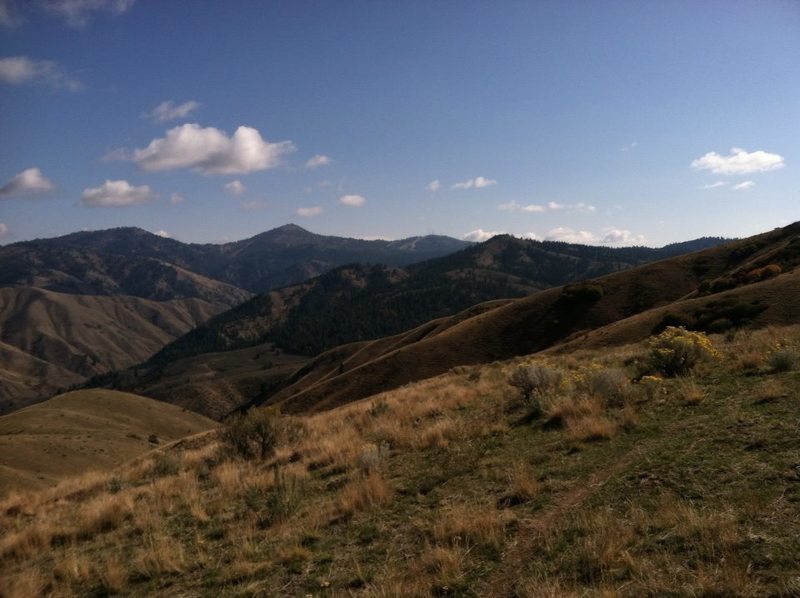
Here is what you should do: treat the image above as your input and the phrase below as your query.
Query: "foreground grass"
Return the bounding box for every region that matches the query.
[1,326,799,596]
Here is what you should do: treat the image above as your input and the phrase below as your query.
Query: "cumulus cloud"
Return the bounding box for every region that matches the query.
[0,222,8,237]
[463,229,504,242]
[601,228,647,245]
[144,100,199,123]
[0,167,56,198]
[691,147,784,175]
[224,180,246,196]
[452,176,496,190]
[39,0,135,27]
[339,194,365,207]
[545,227,596,244]
[296,206,322,217]
[305,154,331,169]
[0,0,22,27]
[733,180,755,191]
[0,56,82,91]
[154,229,170,238]
[80,179,156,207]
[169,192,185,204]
[702,180,728,189]
[426,179,441,192]
[498,200,545,213]
[132,123,295,175]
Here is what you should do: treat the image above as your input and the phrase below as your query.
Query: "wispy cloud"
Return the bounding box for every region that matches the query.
[0,222,8,237]
[426,179,441,192]
[463,229,504,242]
[169,192,185,204]
[143,100,199,123]
[80,179,156,207]
[296,206,322,217]
[154,229,170,238]
[498,200,594,214]
[620,141,639,152]
[0,56,82,91]
[701,180,728,189]
[498,200,545,213]
[132,123,295,175]
[691,147,784,175]
[224,180,246,196]
[240,199,267,211]
[339,194,365,207]
[39,0,136,28]
[305,154,331,169]
[732,180,755,191]
[452,176,496,190]
[0,167,56,198]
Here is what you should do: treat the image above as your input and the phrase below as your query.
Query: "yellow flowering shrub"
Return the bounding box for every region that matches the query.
[647,326,720,377]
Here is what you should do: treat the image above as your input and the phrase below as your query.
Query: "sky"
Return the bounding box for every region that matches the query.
[0,0,798,246]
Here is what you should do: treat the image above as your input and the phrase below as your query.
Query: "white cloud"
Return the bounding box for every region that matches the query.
[620,141,639,152]
[0,222,8,237]
[240,199,267,211]
[521,232,541,240]
[601,228,647,245]
[224,180,246,196]
[132,123,295,175]
[733,180,755,191]
[154,229,170,238]
[305,154,331,169]
[452,176,496,190]
[0,56,82,91]
[426,179,441,192]
[40,0,135,27]
[545,227,596,244]
[296,206,322,217]
[80,179,156,207]
[144,100,199,123]
[691,147,784,175]
[0,167,56,198]
[169,192,185,204]
[101,147,130,162]
[702,180,728,189]
[498,200,545,213]
[498,200,594,214]
[339,194,365,207]
[463,229,504,242]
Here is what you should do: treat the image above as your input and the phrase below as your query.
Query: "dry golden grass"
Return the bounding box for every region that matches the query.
[337,471,393,518]
[432,502,510,551]
[566,413,618,442]
[505,462,541,504]
[133,531,187,579]
[677,378,705,404]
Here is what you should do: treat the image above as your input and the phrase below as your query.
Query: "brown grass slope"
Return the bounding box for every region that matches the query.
[0,287,225,414]
[268,222,800,414]
[0,389,215,496]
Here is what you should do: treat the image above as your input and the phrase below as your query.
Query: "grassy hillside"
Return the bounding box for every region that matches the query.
[0,288,224,413]
[0,389,215,496]
[1,325,798,596]
[260,222,799,414]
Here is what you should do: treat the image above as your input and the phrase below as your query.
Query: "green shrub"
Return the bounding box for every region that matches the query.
[584,368,630,406]
[219,408,279,460]
[646,327,719,377]
[767,349,797,373]
[508,364,563,417]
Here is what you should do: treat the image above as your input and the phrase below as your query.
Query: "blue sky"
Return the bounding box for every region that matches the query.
[0,0,798,246]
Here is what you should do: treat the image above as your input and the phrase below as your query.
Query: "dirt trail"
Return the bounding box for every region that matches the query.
[481,445,644,597]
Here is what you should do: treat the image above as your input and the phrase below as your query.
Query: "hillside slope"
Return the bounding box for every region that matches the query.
[0,389,215,495]
[263,222,800,414]
[0,288,224,413]
[2,325,798,595]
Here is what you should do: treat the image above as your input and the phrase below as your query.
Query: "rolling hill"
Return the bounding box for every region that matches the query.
[0,388,215,495]
[0,224,471,297]
[0,288,223,414]
[90,235,731,419]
